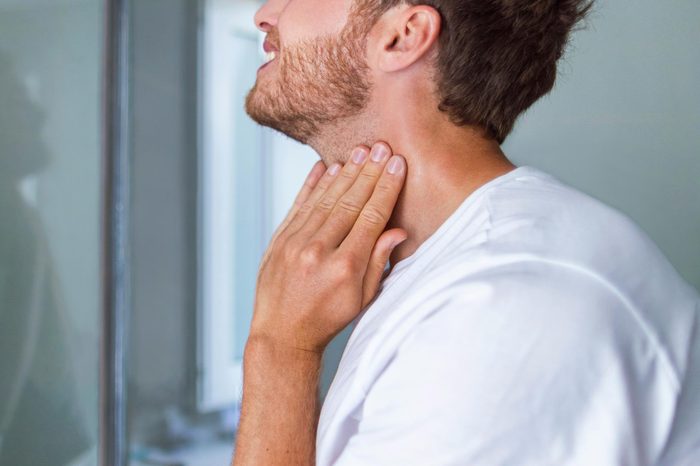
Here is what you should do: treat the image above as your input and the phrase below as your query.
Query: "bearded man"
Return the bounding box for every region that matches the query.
[233,1,700,465]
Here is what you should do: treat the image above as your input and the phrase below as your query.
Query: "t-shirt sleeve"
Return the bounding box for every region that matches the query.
[331,262,679,466]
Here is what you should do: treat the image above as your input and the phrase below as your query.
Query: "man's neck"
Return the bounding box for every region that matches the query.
[307,95,517,272]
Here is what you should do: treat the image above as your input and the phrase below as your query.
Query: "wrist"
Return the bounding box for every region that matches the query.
[244,333,323,368]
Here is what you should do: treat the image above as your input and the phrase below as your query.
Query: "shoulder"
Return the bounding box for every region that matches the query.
[353,261,680,464]
[394,259,641,364]
[392,258,685,392]
[418,167,697,361]
[363,259,654,401]
[476,167,665,275]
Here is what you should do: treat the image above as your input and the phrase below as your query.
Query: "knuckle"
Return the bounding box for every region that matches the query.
[299,240,325,265]
[375,178,395,194]
[334,254,358,279]
[336,198,363,215]
[282,235,302,260]
[314,179,332,193]
[358,169,378,182]
[360,205,387,226]
[298,200,314,215]
[317,197,336,211]
[339,169,356,182]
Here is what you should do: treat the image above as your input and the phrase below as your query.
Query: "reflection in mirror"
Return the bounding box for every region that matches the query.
[0,1,102,464]
[0,48,89,466]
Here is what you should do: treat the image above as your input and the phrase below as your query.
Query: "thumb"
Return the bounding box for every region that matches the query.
[362,229,407,308]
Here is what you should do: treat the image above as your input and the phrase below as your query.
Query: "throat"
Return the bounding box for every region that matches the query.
[307,112,379,166]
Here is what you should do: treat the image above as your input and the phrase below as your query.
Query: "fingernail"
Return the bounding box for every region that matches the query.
[352,148,368,164]
[370,144,389,163]
[387,155,404,175]
[306,161,325,181]
[328,163,341,175]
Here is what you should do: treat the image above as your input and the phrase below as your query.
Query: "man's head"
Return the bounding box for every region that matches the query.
[245,0,593,146]
[0,52,49,182]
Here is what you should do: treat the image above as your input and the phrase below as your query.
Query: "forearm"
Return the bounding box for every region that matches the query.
[232,334,322,466]
[231,142,405,464]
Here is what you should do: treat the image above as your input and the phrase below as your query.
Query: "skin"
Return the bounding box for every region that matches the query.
[234,1,518,464]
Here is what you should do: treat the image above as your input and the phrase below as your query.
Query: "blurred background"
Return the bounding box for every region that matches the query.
[0,0,698,465]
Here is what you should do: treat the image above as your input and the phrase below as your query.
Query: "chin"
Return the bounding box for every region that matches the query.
[245,90,317,145]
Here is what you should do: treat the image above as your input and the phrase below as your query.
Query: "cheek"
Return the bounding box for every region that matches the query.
[278,0,349,44]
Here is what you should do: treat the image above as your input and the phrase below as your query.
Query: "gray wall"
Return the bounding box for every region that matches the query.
[503,0,700,290]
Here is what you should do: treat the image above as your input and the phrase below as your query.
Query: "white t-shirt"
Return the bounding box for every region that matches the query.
[316,165,700,466]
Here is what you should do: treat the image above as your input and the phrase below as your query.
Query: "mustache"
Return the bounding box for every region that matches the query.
[265,28,281,51]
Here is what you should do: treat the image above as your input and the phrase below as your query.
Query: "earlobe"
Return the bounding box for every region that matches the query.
[376,5,441,73]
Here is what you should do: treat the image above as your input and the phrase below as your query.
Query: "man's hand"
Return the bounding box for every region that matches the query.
[249,141,408,354]
[232,142,407,466]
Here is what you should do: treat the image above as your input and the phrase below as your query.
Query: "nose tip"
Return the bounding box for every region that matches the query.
[255,17,270,33]
[253,2,277,33]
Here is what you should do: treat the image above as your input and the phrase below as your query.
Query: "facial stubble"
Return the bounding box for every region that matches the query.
[244,15,373,146]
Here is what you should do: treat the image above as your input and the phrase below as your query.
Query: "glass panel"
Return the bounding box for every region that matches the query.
[126,0,239,465]
[0,1,102,465]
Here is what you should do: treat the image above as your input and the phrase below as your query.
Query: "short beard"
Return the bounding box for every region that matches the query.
[245,11,373,145]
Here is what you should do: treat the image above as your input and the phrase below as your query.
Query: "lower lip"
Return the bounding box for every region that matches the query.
[257,58,277,73]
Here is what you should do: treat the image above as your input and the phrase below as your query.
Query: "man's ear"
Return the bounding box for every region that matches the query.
[372,5,441,73]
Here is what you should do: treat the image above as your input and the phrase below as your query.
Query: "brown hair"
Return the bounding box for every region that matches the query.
[357,0,594,143]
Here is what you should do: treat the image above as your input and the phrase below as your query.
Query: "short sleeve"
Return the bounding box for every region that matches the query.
[331,261,679,466]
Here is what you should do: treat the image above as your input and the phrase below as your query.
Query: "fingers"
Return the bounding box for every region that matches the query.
[362,229,407,308]
[293,161,327,210]
[308,142,394,247]
[270,160,326,243]
[292,144,376,239]
[340,153,406,264]
[281,159,344,237]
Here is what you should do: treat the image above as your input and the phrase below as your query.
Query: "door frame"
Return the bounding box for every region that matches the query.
[100,0,131,465]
